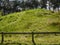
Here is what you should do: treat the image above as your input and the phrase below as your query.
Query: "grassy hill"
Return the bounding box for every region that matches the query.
[0,9,60,32]
[0,9,60,45]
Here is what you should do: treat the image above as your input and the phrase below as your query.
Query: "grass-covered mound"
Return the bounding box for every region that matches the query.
[0,9,60,45]
[0,9,60,32]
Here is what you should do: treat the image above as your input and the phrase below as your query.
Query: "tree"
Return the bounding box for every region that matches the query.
[50,0,60,11]
[40,0,47,9]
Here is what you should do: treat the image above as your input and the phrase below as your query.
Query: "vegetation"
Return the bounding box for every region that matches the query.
[0,9,60,32]
[0,0,60,15]
[0,9,60,45]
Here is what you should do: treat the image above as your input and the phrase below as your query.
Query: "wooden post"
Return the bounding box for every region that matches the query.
[32,32,36,45]
[1,32,4,44]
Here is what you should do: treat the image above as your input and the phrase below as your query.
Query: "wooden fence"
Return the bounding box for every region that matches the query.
[0,32,60,45]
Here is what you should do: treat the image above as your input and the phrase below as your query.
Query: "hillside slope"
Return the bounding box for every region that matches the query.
[0,9,60,32]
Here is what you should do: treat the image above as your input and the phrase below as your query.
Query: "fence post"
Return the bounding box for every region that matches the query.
[32,32,36,45]
[1,32,4,44]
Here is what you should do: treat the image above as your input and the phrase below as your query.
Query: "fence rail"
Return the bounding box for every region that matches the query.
[0,32,60,45]
[0,32,60,34]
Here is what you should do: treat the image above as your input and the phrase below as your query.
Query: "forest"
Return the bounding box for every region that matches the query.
[0,0,60,15]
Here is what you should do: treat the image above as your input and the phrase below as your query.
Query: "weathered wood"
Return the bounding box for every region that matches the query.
[0,32,60,34]
[32,32,36,45]
[1,32,4,44]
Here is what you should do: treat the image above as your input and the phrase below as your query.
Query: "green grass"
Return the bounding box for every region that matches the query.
[0,8,60,45]
[0,8,60,32]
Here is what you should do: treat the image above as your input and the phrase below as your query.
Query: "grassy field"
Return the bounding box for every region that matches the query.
[0,34,60,45]
[0,9,60,45]
[0,9,60,32]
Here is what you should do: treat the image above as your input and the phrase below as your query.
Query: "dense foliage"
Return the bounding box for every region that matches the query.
[0,0,60,15]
